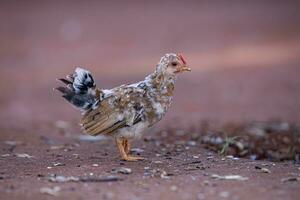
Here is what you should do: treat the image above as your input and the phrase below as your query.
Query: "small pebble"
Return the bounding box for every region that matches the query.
[53,163,65,167]
[281,177,299,182]
[73,154,80,159]
[170,185,178,192]
[225,155,239,160]
[5,141,19,146]
[255,166,271,173]
[16,153,34,158]
[219,191,230,198]
[187,141,196,146]
[40,186,61,196]
[261,168,271,173]
[117,167,132,174]
[130,148,144,153]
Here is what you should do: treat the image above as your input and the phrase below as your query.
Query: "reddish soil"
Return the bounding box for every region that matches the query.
[1,124,300,200]
[0,1,300,200]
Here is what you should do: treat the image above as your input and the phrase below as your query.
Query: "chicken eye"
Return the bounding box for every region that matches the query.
[171,62,177,67]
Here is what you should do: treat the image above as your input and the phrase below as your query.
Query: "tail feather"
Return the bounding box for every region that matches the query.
[55,67,98,111]
[58,78,72,85]
[73,68,95,94]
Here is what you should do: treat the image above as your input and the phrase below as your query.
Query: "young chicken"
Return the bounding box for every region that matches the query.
[56,53,191,161]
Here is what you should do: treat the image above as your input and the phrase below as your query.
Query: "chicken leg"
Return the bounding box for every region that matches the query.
[123,139,130,154]
[116,138,144,161]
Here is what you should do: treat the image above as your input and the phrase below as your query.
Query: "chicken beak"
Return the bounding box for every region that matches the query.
[181,65,191,72]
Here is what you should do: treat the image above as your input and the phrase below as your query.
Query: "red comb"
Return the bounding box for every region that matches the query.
[177,53,187,64]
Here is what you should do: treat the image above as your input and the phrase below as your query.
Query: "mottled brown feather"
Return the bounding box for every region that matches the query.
[80,100,126,136]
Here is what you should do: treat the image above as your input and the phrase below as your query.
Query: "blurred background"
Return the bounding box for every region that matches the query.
[0,0,300,128]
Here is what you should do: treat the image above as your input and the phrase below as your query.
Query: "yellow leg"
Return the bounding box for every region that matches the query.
[116,138,144,162]
[123,139,131,154]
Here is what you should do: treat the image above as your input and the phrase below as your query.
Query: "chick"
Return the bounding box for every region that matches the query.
[56,53,191,161]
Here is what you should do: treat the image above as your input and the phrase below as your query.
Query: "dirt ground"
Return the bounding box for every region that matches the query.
[0,122,300,200]
[1,1,300,200]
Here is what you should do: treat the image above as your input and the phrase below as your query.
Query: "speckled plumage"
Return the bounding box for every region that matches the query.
[56,53,190,161]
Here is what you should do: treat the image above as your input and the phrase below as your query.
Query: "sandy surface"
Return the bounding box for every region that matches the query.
[1,124,300,200]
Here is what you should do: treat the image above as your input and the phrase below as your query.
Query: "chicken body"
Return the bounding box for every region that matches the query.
[56,53,190,161]
[83,72,175,139]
